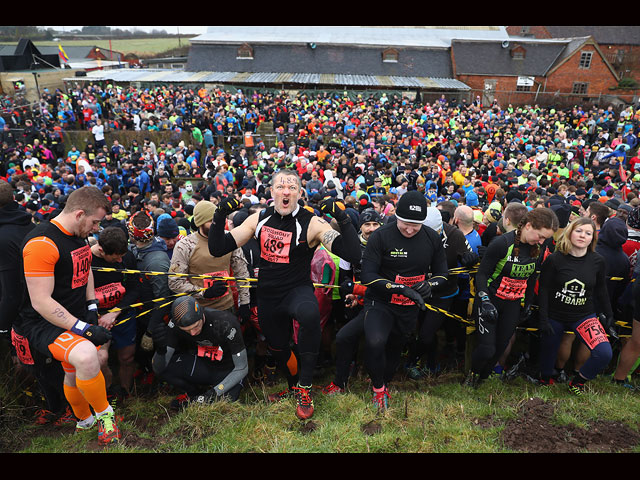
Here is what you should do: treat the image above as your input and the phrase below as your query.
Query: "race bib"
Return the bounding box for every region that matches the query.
[495,277,527,301]
[576,317,608,350]
[391,274,425,306]
[71,245,92,289]
[197,345,223,361]
[11,330,34,365]
[95,282,126,309]
[260,226,292,264]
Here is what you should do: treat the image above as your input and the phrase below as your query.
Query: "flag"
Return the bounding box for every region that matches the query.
[58,44,69,64]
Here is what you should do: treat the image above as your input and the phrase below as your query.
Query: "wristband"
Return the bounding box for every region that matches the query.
[87,299,99,311]
[71,319,89,336]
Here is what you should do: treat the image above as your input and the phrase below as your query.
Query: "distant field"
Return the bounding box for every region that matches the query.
[22,37,195,56]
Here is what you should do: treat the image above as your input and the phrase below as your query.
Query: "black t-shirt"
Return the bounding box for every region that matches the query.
[361,222,449,306]
[254,205,315,292]
[537,250,613,324]
[475,229,541,303]
[167,308,244,369]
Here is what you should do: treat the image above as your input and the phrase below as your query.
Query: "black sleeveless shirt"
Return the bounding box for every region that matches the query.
[254,204,315,292]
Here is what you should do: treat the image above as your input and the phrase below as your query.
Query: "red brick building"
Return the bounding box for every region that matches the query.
[451,36,621,108]
[507,26,640,84]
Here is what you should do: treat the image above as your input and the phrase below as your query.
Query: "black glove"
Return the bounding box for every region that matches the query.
[340,279,355,298]
[216,196,241,218]
[477,245,488,259]
[71,319,112,346]
[203,280,228,299]
[152,323,168,355]
[598,314,618,340]
[459,251,480,269]
[519,304,537,326]
[477,292,498,323]
[85,299,100,325]
[400,285,427,311]
[238,304,251,325]
[319,198,348,224]
[412,281,432,301]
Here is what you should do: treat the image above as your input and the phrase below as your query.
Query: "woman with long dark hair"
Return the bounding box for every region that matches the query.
[536,217,614,394]
[465,207,558,387]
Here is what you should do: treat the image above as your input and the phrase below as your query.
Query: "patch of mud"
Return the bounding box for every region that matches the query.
[500,397,640,453]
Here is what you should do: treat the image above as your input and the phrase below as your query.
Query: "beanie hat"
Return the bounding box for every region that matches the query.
[395,191,428,224]
[628,206,640,230]
[192,200,216,229]
[171,296,203,328]
[157,217,179,238]
[551,203,572,229]
[358,208,382,228]
[466,191,479,207]
[423,207,443,234]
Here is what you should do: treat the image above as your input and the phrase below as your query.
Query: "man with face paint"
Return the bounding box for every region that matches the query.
[208,169,361,420]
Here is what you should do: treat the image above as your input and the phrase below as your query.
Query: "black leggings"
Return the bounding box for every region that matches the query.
[363,299,419,389]
[257,284,321,387]
[333,308,365,388]
[471,296,522,379]
[158,353,242,401]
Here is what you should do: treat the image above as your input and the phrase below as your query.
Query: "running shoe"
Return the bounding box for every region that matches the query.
[292,385,314,420]
[267,387,292,403]
[372,386,390,412]
[53,406,77,426]
[538,376,555,386]
[97,411,121,445]
[170,393,192,410]
[75,415,97,432]
[611,377,636,391]
[462,371,482,389]
[321,381,345,396]
[34,409,57,425]
[405,363,426,380]
[568,380,586,396]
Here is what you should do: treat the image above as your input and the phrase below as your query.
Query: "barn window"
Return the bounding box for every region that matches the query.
[382,48,399,63]
[579,51,593,69]
[237,44,254,60]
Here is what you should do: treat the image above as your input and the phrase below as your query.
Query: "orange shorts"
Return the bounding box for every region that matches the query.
[48,331,101,374]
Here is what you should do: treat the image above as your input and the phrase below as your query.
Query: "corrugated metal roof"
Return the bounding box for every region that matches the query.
[70,68,470,90]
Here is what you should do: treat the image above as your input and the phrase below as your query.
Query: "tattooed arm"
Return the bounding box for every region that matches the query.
[309,215,361,265]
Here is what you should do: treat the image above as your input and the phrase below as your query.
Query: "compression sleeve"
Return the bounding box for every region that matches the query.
[328,220,362,266]
[536,253,554,324]
[210,348,249,397]
[22,236,59,278]
[152,345,176,375]
[474,235,509,295]
[209,214,238,258]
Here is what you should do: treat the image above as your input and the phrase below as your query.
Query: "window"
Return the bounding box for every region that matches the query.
[579,51,593,69]
[572,82,588,94]
[237,43,253,60]
[516,84,531,92]
[382,48,399,63]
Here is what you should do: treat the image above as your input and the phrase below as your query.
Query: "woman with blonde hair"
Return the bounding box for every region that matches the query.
[536,217,614,394]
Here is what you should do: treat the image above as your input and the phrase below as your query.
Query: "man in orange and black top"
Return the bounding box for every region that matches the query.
[16,186,121,445]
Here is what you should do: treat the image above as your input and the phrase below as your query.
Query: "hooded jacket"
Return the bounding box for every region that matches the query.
[0,201,35,333]
[596,216,630,312]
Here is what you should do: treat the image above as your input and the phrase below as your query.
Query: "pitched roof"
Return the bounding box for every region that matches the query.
[192,26,510,48]
[543,26,640,46]
[452,39,568,76]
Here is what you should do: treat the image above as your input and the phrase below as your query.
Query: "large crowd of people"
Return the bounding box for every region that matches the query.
[2,82,640,445]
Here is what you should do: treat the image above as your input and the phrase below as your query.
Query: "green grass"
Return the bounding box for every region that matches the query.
[6,366,640,453]
[3,38,193,57]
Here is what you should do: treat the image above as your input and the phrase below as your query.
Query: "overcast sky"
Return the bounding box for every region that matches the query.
[45,26,209,35]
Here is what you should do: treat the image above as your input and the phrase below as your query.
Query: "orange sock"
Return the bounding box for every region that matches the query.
[63,383,92,421]
[76,371,110,414]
